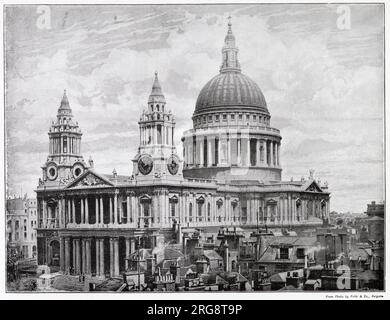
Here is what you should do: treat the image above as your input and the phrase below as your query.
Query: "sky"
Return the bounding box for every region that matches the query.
[5,4,384,213]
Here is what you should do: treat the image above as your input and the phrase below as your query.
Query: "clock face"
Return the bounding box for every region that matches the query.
[72,163,84,178]
[47,163,58,181]
[167,156,179,175]
[138,155,153,175]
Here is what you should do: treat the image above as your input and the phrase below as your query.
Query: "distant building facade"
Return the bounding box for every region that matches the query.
[35,21,331,277]
[6,195,37,259]
[366,201,384,218]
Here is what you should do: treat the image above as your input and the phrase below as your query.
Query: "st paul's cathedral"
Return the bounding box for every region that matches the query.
[35,20,330,277]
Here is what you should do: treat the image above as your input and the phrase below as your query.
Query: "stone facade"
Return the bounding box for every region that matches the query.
[6,196,37,259]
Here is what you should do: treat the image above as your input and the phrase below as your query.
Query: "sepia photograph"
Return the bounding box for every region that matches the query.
[3,2,385,296]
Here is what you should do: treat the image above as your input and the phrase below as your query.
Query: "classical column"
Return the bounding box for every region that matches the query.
[85,198,89,225]
[109,197,113,224]
[114,238,119,276]
[131,195,136,226]
[58,198,63,228]
[114,192,118,225]
[166,192,170,226]
[95,238,100,276]
[67,200,71,225]
[275,142,278,166]
[85,238,92,275]
[99,239,105,277]
[64,237,71,273]
[127,196,131,225]
[130,238,136,254]
[75,238,81,274]
[199,139,204,167]
[237,138,241,165]
[263,140,267,165]
[72,239,76,273]
[42,200,47,228]
[95,197,99,225]
[227,136,231,165]
[207,137,212,166]
[109,238,114,277]
[119,197,123,224]
[81,198,84,224]
[256,139,260,165]
[81,238,86,274]
[246,136,250,166]
[125,237,130,270]
[72,199,76,224]
[269,141,274,167]
[59,237,65,272]
[100,197,104,224]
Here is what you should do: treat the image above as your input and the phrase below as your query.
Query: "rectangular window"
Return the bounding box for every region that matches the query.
[246,114,250,120]
[215,115,220,121]
[122,201,128,223]
[280,248,289,260]
[231,114,235,120]
[170,202,176,217]
[208,116,212,122]
[143,203,150,216]
[214,138,219,166]
[223,114,227,121]
[296,248,305,259]
[197,202,203,222]
[239,114,242,120]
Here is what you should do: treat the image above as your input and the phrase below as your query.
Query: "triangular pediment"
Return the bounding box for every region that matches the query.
[266,199,278,205]
[66,170,114,189]
[304,180,323,193]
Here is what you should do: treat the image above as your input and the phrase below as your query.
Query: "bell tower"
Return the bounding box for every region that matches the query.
[40,90,88,186]
[132,72,182,180]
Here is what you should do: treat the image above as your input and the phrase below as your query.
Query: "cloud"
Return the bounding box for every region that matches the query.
[5,5,384,213]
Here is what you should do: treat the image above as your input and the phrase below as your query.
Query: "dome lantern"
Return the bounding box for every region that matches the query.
[193,17,268,120]
[220,16,241,73]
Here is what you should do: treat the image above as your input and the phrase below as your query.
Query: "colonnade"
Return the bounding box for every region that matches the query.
[140,123,174,146]
[49,134,81,155]
[59,236,138,277]
[37,192,330,230]
[183,134,280,168]
[38,192,138,229]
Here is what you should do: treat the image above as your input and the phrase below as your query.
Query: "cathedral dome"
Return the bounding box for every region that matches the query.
[193,18,268,117]
[194,72,267,114]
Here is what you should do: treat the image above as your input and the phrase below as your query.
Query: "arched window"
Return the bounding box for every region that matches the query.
[189,203,193,222]
[207,203,211,222]
[156,104,159,111]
